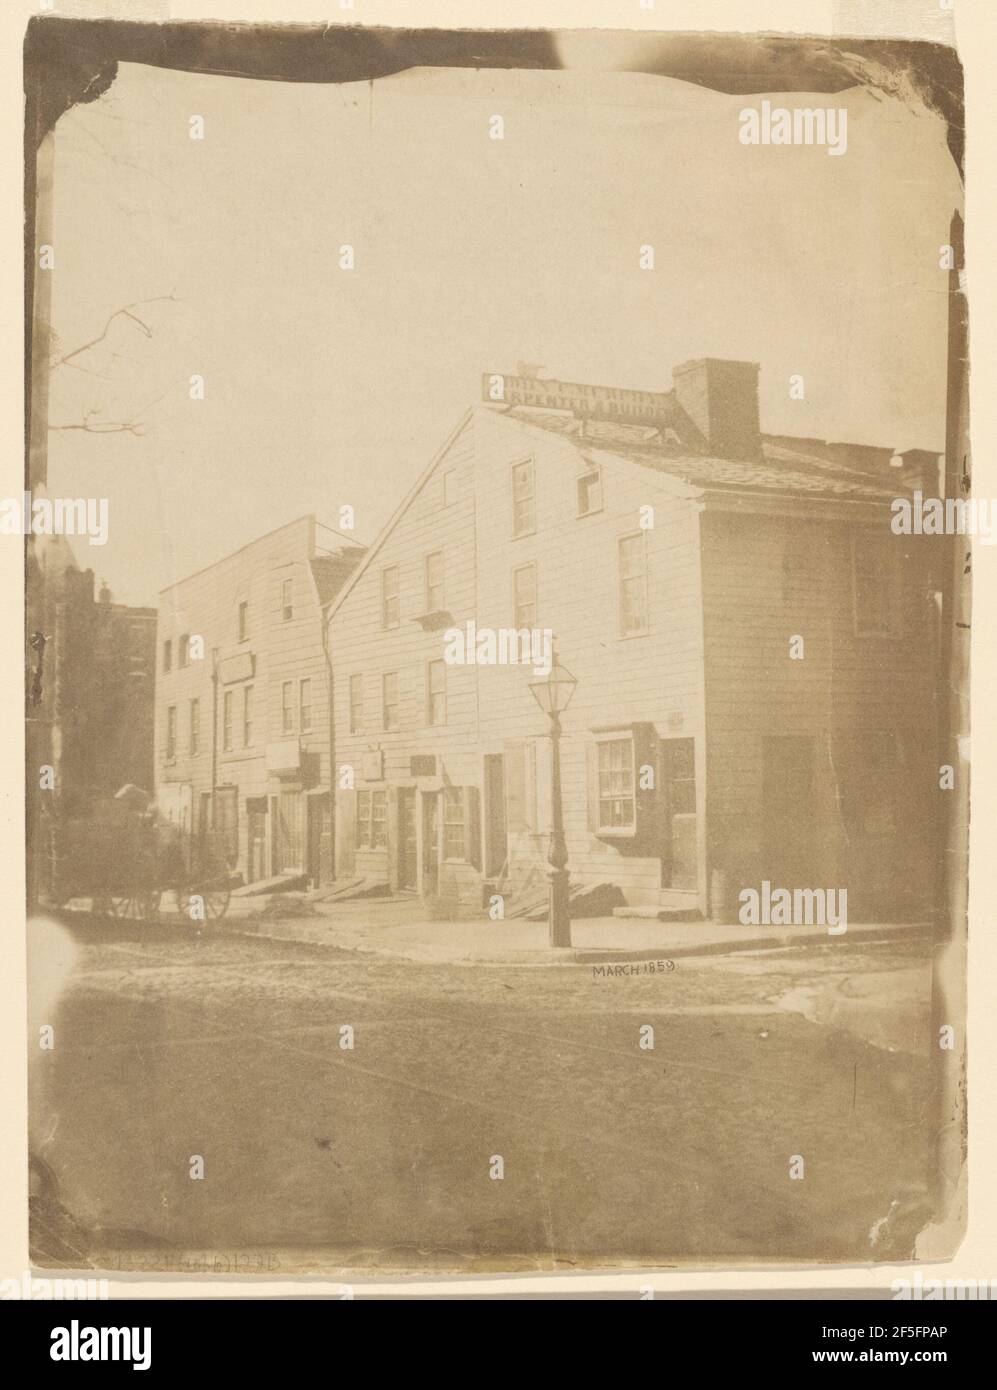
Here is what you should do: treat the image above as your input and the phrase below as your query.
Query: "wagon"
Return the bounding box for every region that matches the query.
[45,797,232,923]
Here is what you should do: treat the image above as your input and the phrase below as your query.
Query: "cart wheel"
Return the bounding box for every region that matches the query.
[110,892,161,922]
[177,883,230,924]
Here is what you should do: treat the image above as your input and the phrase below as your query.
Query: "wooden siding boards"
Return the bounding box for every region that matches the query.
[155,516,355,885]
[329,408,709,910]
[699,506,937,916]
[328,402,938,921]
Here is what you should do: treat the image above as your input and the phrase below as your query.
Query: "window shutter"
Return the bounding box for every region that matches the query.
[586,740,599,832]
[504,740,526,832]
[464,787,481,869]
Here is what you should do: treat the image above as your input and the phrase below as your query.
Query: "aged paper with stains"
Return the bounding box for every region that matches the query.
[20,10,971,1285]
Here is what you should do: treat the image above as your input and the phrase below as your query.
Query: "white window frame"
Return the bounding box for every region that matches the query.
[281,680,295,735]
[442,786,466,862]
[618,531,649,637]
[243,684,253,747]
[594,731,637,835]
[382,671,399,732]
[425,550,444,612]
[577,463,603,517]
[356,789,387,850]
[299,677,312,733]
[381,565,400,629]
[222,690,233,752]
[511,457,536,539]
[513,562,537,630]
[427,659,446,727]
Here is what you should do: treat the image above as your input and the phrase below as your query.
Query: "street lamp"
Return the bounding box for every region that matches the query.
[529,644,578,948]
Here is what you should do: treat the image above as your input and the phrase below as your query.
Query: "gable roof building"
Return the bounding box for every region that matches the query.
[327,360,940,923]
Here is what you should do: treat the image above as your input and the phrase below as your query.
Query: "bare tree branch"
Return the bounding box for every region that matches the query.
[49,293,179,372]
[47,295,179,435]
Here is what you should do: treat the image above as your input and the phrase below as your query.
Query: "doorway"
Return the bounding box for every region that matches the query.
[247,798,267,883]
[307,795,331,886]
[660,737,698,891]
[275,789,304,873]
[397,788,417,891]
[421,792,439,896]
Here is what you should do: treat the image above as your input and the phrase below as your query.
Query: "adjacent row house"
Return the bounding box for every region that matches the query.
[154,517,363,887]
[326,359,942,921]
[29,537,158,903]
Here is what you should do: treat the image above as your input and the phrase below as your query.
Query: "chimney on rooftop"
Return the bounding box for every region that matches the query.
[672,358,761,460]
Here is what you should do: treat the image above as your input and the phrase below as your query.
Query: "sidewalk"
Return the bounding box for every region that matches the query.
[221,894,930,965]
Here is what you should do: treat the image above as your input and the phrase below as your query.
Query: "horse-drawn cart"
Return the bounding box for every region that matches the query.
[46,795,232,923]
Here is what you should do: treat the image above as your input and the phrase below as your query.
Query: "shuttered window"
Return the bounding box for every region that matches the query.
[503,739,539,833]
[587,723,660,841]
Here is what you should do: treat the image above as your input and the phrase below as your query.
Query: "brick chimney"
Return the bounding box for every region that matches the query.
[672,358,761,460]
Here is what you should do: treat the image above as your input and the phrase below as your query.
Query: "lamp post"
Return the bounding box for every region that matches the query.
[529,644,578,948]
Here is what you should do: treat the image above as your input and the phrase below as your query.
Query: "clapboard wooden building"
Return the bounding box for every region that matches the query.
[327,359,941,921]
[155,517,363,888]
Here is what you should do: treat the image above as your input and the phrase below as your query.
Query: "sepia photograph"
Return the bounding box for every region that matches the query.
[11,3,985,1321]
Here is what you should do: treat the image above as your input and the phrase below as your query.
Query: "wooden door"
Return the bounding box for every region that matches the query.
[397,788,417,891]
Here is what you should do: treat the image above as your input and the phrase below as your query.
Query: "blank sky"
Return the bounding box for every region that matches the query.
[46,61,961,605]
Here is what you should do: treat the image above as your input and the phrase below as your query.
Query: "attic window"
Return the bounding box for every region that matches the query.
[577,465,603,517]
